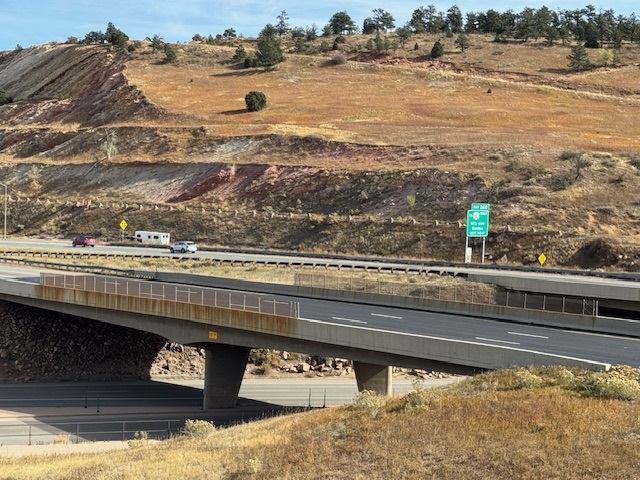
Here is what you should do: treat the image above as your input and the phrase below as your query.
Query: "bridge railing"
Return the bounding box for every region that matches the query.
[41,273,300,318]
[294,273,598,316]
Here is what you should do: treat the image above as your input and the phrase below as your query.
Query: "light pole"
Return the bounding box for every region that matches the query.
[0,183,7,239]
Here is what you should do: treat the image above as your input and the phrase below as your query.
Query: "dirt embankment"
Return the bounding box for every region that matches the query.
[0,44,161,127]
[0,43,639,270]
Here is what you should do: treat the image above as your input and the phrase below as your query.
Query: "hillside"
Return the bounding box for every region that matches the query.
[1,35,640,268]
[3,367,640,479]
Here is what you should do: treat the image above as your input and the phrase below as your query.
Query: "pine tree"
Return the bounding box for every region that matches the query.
[431,40,444,58]
[454,33,470,52]
[567,44,591,71]
[256,24,284,70]
[105,22,129,50]
[164,45,177,64]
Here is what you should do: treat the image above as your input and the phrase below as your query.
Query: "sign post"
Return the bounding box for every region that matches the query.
[466,204,490,264]
[119,219,128,242]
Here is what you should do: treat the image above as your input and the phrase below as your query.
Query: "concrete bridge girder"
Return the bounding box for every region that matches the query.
[0,277,612,408]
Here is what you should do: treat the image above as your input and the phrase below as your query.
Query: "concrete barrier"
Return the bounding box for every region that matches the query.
[0,277,611,373]
[149,272,640,339]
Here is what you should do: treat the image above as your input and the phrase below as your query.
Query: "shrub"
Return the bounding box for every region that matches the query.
[182,419,217,438]
[0,89,13,106]
[164,45,177,63]
[243,56,258,68]
[349,390,386,418]
[431,40,444,59]
[245,91,267,112]
[452,368,543,395]
[626,153,640,169]
[402,379,441,411]
[251,348,274,366]
[245,458,263,474]
[331,53,347,65]
[319,40,331,52]
[233,45,247,61]
[573,366,640,401]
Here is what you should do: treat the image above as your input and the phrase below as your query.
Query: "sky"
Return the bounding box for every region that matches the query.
[1,0,637,51]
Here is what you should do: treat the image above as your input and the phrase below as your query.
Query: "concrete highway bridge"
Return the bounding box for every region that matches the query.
[0,267,639,408]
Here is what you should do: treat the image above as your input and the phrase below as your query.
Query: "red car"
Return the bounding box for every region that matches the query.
[72,235,96,247]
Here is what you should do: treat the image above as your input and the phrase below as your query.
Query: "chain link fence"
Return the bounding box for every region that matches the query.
[41,273,299,318]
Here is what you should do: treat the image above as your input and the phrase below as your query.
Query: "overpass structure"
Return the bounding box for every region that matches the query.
[0,270,636,409]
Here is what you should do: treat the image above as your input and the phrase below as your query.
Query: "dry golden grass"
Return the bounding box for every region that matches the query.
[4,248,477,288]
[3,367,640,479]
[124,35,640,157]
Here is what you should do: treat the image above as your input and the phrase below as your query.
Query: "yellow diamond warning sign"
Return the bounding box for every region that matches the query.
[119,219,128,230]
[538,253,547,265]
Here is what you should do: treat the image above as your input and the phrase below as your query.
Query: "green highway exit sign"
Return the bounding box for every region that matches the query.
[471,203,490,211]
[467,204,490,237]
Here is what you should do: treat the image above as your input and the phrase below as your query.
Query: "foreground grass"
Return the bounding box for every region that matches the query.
[2,366,640,479]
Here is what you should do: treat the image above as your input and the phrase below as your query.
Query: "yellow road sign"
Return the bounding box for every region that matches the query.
[209,331,218,340]
[119,219,128,230]
[538,253,547,265]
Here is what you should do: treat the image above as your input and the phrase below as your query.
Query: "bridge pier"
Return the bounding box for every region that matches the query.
[353,361,392,396]
[203,344,251,409]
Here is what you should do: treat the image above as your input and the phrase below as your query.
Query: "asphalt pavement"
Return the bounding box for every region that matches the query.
[0,376,459,452]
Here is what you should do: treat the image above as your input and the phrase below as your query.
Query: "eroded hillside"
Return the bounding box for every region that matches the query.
[1,37,640,268]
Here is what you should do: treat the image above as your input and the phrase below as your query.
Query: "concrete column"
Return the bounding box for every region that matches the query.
[353,361,393,396]
[203,344,251,409]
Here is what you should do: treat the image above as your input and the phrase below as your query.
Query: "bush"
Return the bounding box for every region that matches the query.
[431,40,444,59]
[251,348,274,366]
[402,379,441,411]
[181,419,217,438]
[164,45,177,63]
[626,153,640,169]
[573,366,640,401]
[331,53,347,65]
[319,40,331,52]
[243,56,258,68]
[349,390,386,418]
[0,89,13,106]
[233,45,247,61]
[245,91,267,112]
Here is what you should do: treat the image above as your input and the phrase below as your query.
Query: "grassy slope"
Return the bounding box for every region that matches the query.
[2,35,640,267]
[119,35,640,266]
[125,35,640,156]
[3,367,640,479]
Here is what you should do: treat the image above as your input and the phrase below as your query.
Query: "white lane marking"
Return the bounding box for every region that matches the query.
[475,337,521,345]
[295,318,610,369]
[371,313,403,320]
[508,331,549,339]
[332,317,368,325]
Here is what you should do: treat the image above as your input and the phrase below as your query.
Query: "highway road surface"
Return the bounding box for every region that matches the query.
[0,377,449,445]
[0,238,639,285]
[24,269,640,368]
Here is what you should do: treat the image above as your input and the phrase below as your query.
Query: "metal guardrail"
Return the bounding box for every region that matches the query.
[0,255,154,278]
[0,419,183,445]
[3,247,640,282]
[41,273,300,318]
[0,255,600,318]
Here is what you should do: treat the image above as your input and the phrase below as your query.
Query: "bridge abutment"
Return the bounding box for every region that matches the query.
[203,344,251,409]
[353,361,392,395]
